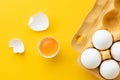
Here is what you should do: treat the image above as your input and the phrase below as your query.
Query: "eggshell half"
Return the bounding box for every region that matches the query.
[28,12,49,31]
[9,39,24,54]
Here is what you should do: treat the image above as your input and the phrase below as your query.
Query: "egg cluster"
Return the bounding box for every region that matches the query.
[80,29,120,79]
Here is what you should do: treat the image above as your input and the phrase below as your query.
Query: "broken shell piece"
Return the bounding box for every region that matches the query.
[9,39,24,54]
[28,12,49,31]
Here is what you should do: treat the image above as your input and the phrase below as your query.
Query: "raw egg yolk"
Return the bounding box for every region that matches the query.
[39,37,59,56]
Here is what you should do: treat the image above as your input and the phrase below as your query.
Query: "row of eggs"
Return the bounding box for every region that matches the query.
[80,30,120,79]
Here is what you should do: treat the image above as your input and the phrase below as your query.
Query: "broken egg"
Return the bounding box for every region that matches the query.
[111,41,120,61]
[9,39,24,54]
[81,48,101,69]
[38,37,60,58]
[92,30,113,50]
[100,59,120,79]
[28,12,49,31]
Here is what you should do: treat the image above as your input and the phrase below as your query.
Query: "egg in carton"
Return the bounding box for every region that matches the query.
[72,0,120,79]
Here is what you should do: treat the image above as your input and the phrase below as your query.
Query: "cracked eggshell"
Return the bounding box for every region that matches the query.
[80,48,102,69]
[100,59,120,79]
[92,30,113,50]
[111,42,120,61]
[28,12,49,31]
[9,39,24,54]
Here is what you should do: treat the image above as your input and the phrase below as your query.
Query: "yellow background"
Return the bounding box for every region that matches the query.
[0,0,98,80]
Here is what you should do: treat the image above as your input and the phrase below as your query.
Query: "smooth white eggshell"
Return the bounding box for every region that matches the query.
[111,42,120,61]
[100,59,120,79]
[81,48,101,69]
[92,30,113,50]
[9,39,24,54]
[28,12,49,31]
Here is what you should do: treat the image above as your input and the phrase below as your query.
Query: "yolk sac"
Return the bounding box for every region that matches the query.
[38,37,60,58]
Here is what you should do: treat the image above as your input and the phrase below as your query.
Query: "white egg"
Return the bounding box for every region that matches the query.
[100,59,120,79]
[81,48,101,69]
[92,30,113,50]
[111,42,120,61]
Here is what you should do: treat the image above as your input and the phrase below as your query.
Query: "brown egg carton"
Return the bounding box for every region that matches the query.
[71,0,120,80]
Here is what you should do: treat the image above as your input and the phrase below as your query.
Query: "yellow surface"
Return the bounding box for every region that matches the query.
[0,0,98,80]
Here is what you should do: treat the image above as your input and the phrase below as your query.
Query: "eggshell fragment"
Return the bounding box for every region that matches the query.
[100,59,120,79]
[28,12,49,31]
[111,42,120,61]
[92,30,113,50]
[80,48,101,69]
[9,39,24,54]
